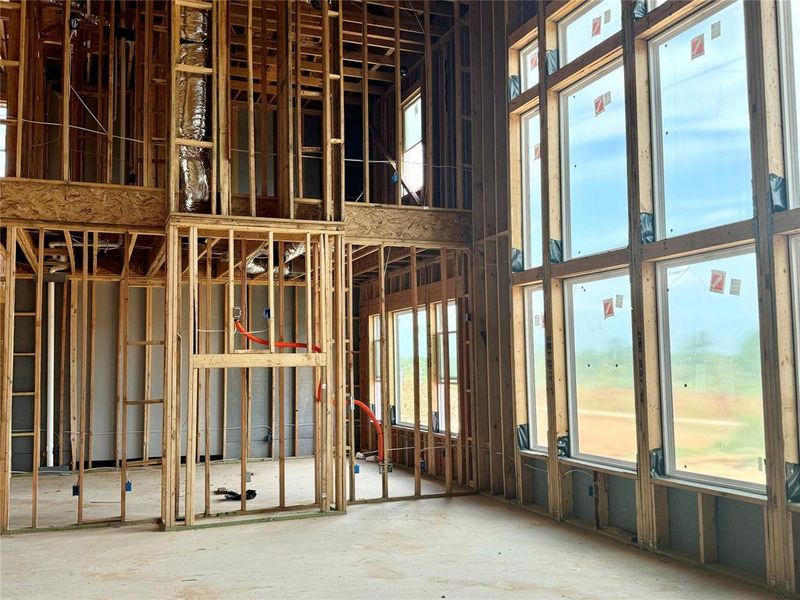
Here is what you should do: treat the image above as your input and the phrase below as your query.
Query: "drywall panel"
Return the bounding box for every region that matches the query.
[667,487,700,558]
[716,496,766,578]
[607,475,636,535]
[571,469,595,523]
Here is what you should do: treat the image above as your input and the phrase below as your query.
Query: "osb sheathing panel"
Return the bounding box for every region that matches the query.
[0,179,168,229]
[343,203,472,246]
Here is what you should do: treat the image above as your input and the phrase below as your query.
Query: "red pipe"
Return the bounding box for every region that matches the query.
[234,319,384,462]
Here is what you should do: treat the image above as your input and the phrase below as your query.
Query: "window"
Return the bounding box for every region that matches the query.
[658,247,766,490]
[650,0,753,238]
[779,0,800,208]
[522,110,543,268]
[520,40,539,91]
[524,286,548,450]
[370,315,382,419]
[561,62,628,259]
[559,0,621,66]
[392,307,428,428]
[565,270,636,466]
[793,237,800,434]
[435,300,459,434]
[0,104,7,178]
[402,93,424,194]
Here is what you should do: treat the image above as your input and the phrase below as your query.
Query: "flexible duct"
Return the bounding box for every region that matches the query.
[177,9,210,213]
[245,243,307,276]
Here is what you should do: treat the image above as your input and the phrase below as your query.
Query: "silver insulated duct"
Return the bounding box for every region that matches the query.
[177,9,210,213]
[245,243,306,276]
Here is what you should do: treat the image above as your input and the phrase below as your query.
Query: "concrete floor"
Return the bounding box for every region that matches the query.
[7,457,451,529]
[1,494,777,599]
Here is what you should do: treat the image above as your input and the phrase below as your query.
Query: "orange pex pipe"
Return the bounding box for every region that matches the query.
[234,320,384,461]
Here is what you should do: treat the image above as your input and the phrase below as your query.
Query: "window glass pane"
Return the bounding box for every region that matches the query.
[522,110,543,268]
[403,142,424,194]
[370,315,382,419]
[651,0,752,237]
[660,249,765,488]
[393,308,428,427]
[793,237,800,438]
[525,286,548,449]
[403,96,422,149]
[520,41,539,91]
[434,301,459,433]
[567,271,635,464]
[562,64,628,258]
[560,0,621,65]
[780,0,800,208]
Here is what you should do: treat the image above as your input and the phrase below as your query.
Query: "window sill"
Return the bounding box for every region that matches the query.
[519,448,549,460]
[558,455,637,479]
[651,475,767,506]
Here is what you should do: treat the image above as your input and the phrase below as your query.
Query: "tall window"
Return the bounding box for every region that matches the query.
[650,0,752,238]
[0,104,7,177]
[779,0,800,208]
[520,40,539,91]
[559,0,621,66]
[525,286,548,450]
[658,247,766,490]
[522,110,543,268]
[565,270,636,466]
[392,307,428,428]
[402,93,424,194]
[436,300,459,434]
[793,237,800,438]
[370,315,382,419]
[561,62,628,258]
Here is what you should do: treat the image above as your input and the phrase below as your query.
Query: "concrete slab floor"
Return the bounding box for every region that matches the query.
[0,494,778,600]
[5,458,455,530]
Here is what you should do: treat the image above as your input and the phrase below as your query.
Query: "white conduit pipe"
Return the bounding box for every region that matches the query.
[46,281,55,467]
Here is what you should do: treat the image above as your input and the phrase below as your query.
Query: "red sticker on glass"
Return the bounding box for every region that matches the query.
[534,143,541,160]
[691,33,705,59]
[594,95,605,116]
[603,298,615,319]
[530,54,538,70]
[591,16,602,37]
[709,269,726,294]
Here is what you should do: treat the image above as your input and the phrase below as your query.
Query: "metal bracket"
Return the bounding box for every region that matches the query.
[509,74,521,101]
[650,448,665,477]
[546,50,559,76]
[516,424,530,451]
[770,173,787,212]
[556,435,570,457]
[549,239,563,264]
[640,212,655,244]
[379,461,393,474]
[232,305,242,321]
[787,462,800,503]
[511,247,524,273]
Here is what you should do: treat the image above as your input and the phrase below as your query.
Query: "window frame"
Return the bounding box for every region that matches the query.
[401,89,424,195]
[435,299,459,435]
[656,244,767,494]
[521,108,542,268]
[648,0,749,240]
[520,39,539,92]
[792,236,800,446]
[559,58,627,260]
[524,285,548,452]
[564,267,637,470]
[369,314,382,420]
[557,0,619,68]
[778,0,800,209]
[392,307,415,428]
